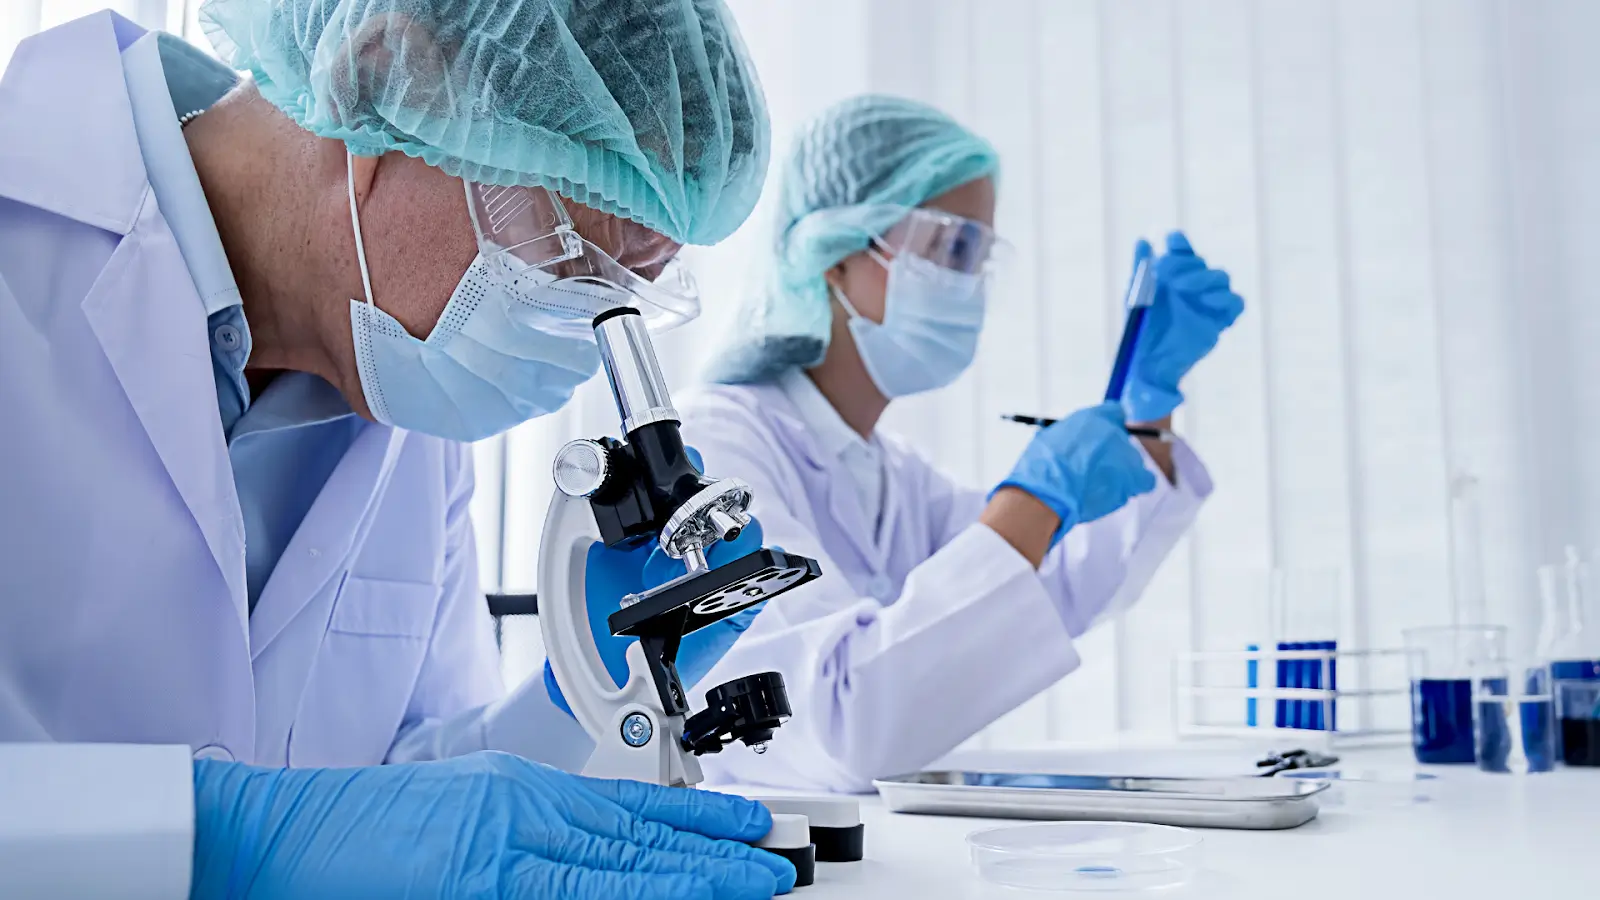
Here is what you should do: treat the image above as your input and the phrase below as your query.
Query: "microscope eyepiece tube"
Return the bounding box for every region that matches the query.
[593,308,679,434]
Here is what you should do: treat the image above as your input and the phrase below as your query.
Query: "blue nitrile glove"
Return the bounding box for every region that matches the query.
[191,752,796,899]
[545,447,772,716]
[992,402,1158,548]
[1123,231,1245,422]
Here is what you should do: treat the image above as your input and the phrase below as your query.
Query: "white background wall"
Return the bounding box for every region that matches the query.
[8,0,1598,747]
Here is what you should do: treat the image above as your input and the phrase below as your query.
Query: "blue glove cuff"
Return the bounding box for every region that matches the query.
[1124,381,1183,424]
[990,479,1079,553]
[544,661,575,719]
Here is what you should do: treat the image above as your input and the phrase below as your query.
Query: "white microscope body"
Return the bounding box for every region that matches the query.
[538,308,819,788]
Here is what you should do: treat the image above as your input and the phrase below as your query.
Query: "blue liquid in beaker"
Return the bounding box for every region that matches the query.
[1411,679,1475,764]
[1476,695,1556,773]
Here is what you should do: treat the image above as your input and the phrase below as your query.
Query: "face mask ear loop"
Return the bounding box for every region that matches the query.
[830,283,866,323]
[347,152,376,308]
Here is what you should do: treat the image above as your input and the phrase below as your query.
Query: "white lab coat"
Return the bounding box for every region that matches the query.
[0,14,587,897]
[679,380,1211,792]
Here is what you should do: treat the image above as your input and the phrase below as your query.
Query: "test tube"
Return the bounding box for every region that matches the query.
[1267,569,1341,732]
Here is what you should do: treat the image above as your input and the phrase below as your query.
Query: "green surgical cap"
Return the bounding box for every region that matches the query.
[704,94,999,384]
[200,0,770,245]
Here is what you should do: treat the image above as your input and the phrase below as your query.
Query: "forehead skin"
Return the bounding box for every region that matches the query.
[920,176,995,227]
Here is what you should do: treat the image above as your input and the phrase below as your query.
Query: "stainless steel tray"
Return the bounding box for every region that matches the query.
[873,771,1327,830]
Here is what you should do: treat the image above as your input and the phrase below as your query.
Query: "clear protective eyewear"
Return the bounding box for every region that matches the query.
[860,205,1009,276]
[465,182,701,337]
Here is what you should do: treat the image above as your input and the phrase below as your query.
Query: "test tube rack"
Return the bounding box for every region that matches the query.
[1172,646,1412,748]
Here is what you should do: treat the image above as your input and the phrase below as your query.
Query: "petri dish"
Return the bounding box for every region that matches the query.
[1279,769,1436,810]
[966,821,1201,892]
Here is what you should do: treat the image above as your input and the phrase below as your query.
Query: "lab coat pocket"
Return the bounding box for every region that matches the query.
[289,575,441,768]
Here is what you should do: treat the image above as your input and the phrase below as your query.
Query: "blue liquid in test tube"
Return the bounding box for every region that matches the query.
[1275,642,1290,728]
[1246,644,1259,727]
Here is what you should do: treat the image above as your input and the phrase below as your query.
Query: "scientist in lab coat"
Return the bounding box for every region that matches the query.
[685,96,1245,792]
[0,4,800,898]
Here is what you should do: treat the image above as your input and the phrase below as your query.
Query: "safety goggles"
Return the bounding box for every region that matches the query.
[859,205,1009,275]
[465,182,700,336]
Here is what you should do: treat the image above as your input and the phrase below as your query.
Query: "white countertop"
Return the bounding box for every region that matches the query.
[771,744,1597,899]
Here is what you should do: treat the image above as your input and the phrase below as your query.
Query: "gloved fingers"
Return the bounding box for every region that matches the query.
[573,777,774,843]
[560,810,798,894]
[1199,287,1245,326]
[555,787,795,890]
[501,854,715,900]
[1128,464,1159,496]
[1165,230,1194,256]
[533,831,782,900]
[1089,400,1128,423]
[1165,298,1238,346]
[685,445,706,470]
[1155,252,1206,282]
[1169,268,1230,296]
[1077,455,1158,524]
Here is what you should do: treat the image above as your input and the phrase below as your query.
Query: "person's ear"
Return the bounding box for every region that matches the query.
[823,262,847,292]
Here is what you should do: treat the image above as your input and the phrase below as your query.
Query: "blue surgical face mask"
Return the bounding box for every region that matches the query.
[345,158,601,442]
[834,250,986,399]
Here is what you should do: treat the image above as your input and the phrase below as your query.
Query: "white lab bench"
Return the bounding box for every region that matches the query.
[780,744,1596,899]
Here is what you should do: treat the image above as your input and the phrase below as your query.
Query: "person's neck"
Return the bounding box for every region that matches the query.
[184,86,351,388]
[805,306,889,439]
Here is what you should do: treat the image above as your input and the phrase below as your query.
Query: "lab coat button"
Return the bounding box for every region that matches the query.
[868,576,891,599]
[193,744,235,762]
[213,324,242,350]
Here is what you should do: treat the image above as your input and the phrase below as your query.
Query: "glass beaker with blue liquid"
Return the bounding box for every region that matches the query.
[1403,625,1507,764]
[1537,553,1600,765]
[1474,661,1556,774]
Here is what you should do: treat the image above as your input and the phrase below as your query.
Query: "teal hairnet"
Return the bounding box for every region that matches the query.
[705,94,999,384]
[199,0,770,245]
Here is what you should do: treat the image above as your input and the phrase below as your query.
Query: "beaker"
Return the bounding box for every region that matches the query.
[1474,661,1556,774]
[1557,680,1600,767]
[1536,551,1600,763]
[1403,625,1507,764]
[1537,550,1600,674]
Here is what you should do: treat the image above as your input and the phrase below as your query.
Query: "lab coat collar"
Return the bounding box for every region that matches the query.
[776,368,878,466]
[1,12,256,626]
[761,373,883,570]
[122,31,241,316]
[0,11,152,234]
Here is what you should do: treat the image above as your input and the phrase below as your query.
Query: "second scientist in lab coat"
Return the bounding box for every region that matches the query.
[683,96,1244,792]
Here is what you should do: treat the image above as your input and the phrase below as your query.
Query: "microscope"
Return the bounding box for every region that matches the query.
[537,307,822,788]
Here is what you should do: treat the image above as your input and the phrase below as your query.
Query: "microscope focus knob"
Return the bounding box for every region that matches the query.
[553,439,611,497]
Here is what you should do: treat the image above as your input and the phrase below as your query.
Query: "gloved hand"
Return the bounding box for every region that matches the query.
[1123,231,1245,422]
[993,402,1158,548]
[191,752,795,899]
[546,447,771,715]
